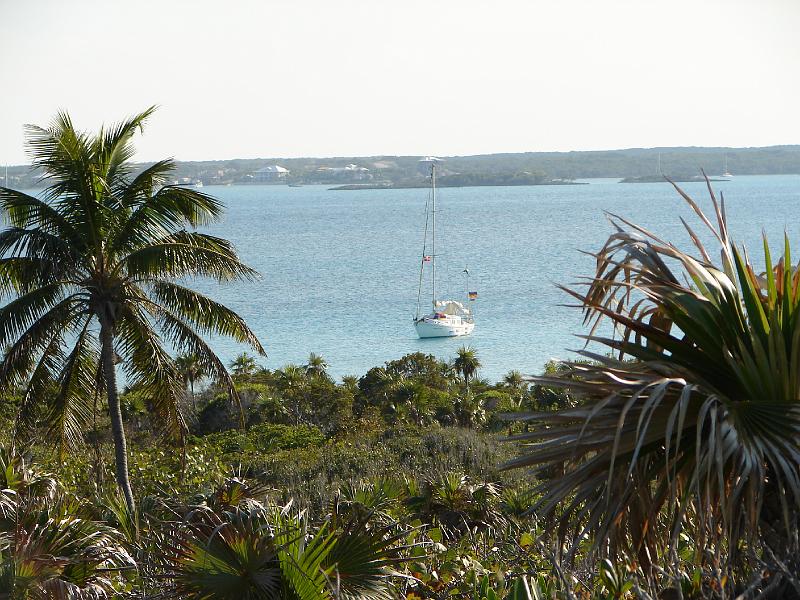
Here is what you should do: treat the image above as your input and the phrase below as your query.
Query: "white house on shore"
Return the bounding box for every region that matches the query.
[253,165,290,183]
[315,164,371,181]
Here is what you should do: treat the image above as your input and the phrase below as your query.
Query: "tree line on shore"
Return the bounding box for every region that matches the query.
[6,144,800,189]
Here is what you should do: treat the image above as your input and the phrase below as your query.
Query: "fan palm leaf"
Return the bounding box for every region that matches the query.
[324,517,412,600]
[165,508,282,600]
[0,450,133,599]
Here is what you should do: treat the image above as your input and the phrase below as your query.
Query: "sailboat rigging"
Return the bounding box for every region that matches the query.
[722,154,733,178]
[413,157,475,338]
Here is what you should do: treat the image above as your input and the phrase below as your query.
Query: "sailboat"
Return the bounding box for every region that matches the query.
[722,155,733,178]
[413,157,476,338]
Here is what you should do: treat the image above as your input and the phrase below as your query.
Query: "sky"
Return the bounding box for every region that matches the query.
[1,0,799,165]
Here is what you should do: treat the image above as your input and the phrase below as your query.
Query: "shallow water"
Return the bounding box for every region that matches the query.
[185,175,800,381]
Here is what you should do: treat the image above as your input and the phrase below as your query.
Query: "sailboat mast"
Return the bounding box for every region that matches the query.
[431,162,436,308]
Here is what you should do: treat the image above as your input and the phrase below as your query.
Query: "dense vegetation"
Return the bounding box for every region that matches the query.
[2,110,799,598]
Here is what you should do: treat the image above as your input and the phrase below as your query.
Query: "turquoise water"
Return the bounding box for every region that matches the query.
[192,175,800,381]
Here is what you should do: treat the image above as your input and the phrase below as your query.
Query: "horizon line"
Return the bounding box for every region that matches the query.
[4,142,800,169]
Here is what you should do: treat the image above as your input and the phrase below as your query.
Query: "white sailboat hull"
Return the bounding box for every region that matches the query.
[414,316,475,338]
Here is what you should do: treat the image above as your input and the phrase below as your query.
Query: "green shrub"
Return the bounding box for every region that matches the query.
[197,423,325,456]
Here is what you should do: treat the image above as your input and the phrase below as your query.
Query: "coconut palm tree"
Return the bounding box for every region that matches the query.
[453,346,481,392]
[0,108,264,517]
[304,352,328,379]
[175,352,206,410]
[502,369,526,407]
[229,352,258,378]
[277,364,307,425]
[506,179,800,589]
[341,375,359,392]
[502,369,524,390]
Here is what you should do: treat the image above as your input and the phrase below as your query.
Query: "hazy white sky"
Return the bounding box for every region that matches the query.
[1,0,798,164]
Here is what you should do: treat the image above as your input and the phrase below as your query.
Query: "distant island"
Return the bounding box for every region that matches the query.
[4,145,800,190]
[329,173,586,190]
[620,174,730,183]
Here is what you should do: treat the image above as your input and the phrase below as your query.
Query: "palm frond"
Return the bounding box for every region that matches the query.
[45,323,99,457]
[115,305,186,442]
[0,284,71,351]
[505,178,800,573]
[97,105,157,190]
[151,281,265,354]
[165,507,282,600]
[0,228,80,289]
[119,231,258,282]
[110,181,225,256]
[273,509,335,600]
[0,296,86,393]
[0,187,78,243]
[324,518,410,600]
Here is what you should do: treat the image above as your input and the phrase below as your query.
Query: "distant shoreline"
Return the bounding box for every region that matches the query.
[620,175,730,183]
[5,143,800,189]
[328,180,588,191]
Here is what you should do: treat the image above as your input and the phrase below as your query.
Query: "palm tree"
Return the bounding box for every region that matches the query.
[0,450,134,597]
[277,363,306,390]
[164,478,409,599]
[373,367,406,412]
[229,352,258,377]
[341,375,359,392]
[501,369,526,407]
[453,346,481,392]
[505,179,800,587]
[304,352,328,378]
[175,352,206,410]
[277,363,307,425]
[0,109,264,517]
[406,472,504,539]
[502,369,524,390]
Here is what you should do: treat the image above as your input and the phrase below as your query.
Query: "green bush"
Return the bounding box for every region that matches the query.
[197,423,325,456]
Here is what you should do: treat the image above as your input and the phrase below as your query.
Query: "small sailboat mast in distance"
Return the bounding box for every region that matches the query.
[413,157,476,338]
[722,154,733,178]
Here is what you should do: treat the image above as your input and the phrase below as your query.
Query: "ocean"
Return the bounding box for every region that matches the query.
[185,175,800,381]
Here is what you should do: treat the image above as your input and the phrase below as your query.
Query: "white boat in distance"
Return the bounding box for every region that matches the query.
[722,155,733,178]
[413,157,476,338]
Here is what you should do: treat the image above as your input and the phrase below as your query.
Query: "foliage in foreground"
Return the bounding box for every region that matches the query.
[2,341,790,597]
[5,441,779,599]
[506,179,800,597]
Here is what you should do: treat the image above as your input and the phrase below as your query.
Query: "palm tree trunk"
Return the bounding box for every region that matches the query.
[99,317,136,517]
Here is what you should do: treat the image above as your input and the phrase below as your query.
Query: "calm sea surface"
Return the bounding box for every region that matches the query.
[180,175,800,381]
